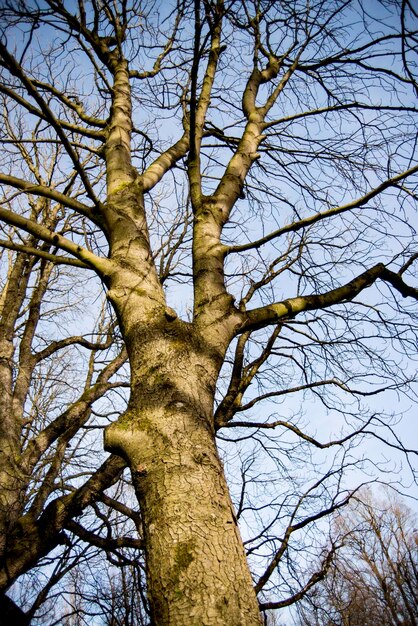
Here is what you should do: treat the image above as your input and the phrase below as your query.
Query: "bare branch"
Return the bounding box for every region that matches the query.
[227,164,418,255]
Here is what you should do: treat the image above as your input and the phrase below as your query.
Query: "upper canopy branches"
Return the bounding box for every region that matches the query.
[0,0,416,328]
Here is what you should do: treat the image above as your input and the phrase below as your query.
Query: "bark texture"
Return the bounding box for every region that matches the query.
[105,311,262,625]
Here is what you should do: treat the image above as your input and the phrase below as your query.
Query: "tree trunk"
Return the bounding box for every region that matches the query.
[105,315,262,625]
[0,255,33,559]
[0,594,30,626]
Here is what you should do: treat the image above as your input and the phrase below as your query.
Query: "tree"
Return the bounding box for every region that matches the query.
[0,0,418,624]
[294,489,418,626]
[0,153,142,623]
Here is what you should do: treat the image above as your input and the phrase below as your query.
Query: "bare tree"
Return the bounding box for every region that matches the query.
[0,140,143,622]
[55,562,148,626]
[0,1,417,624]
[295,488,418,626]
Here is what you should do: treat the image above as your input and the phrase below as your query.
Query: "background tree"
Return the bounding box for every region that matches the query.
[0,139,144,624]
[294,488,418,626]
[0,1,418,624]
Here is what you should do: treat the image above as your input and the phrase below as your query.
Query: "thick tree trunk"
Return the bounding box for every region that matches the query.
[105,316,262,625]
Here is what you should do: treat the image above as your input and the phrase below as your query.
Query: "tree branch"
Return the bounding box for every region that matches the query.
[0,173,95,221]
[0,204,112,277]
[22,347,128,473]
[0,41,101,205]
[259,545,337,609]
[242,264,387,332]
[142,133,189,192]
[0,239,88,268]
[0,455,126,590]
[65,520,143,551]
[226,164,418,255]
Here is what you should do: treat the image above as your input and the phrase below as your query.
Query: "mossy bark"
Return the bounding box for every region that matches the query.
[105,314,262,625]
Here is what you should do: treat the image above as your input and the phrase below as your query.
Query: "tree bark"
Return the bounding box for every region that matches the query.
[0,254,34,557]
[0,594,30,626]
[105,313,262,625]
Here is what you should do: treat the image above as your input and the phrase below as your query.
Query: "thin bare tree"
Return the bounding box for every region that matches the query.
[295,489,418,626]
